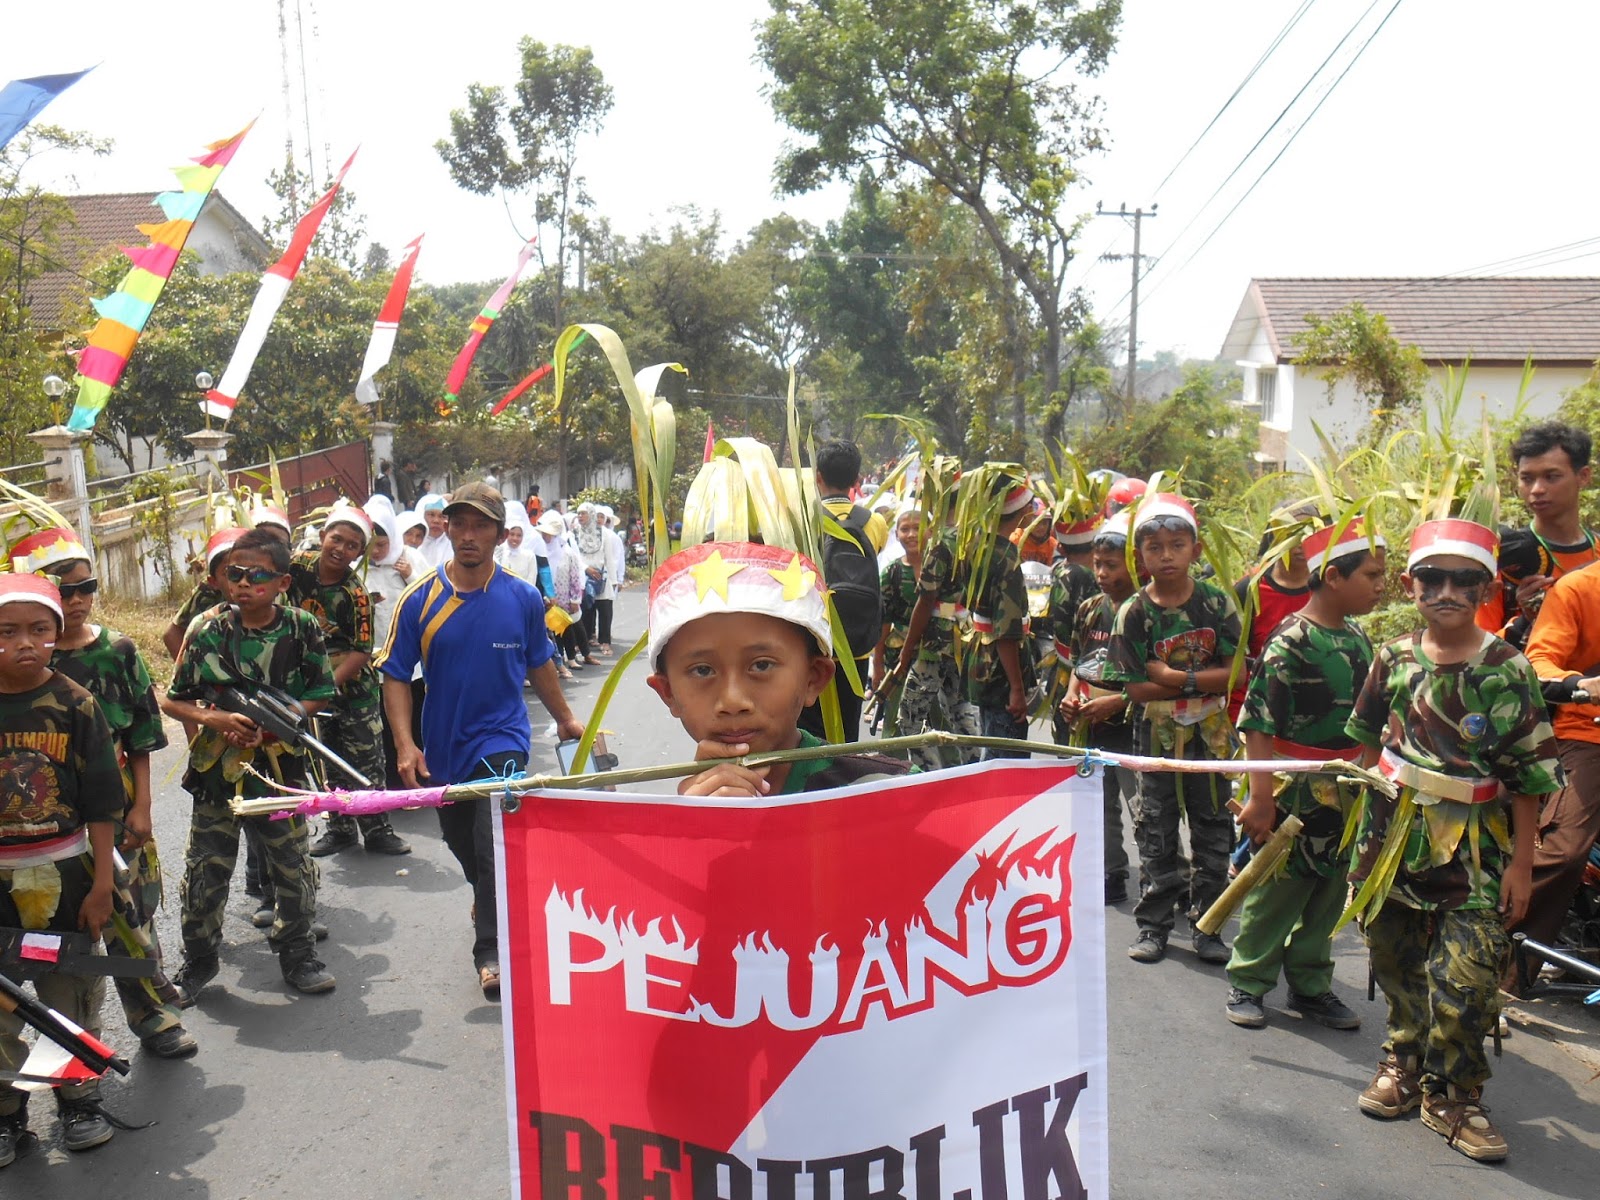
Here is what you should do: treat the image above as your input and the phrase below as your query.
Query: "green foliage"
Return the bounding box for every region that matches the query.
[260,158,369,273]
[572,485,632,516]
[1357,599,1424,645]
[1291,301,1429,444]
[124,467,190,598]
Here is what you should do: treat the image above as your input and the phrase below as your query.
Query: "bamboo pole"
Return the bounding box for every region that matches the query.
[1195,814,1304,935]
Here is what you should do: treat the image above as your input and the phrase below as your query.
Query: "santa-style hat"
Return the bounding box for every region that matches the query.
[322,499,372,545]
[251,503,292,534]
[647,541,832,671]
[8,526,90,575]
[1407,518,1498,576]
[1133,492,1198,535]
[1094,511,1133,544]
[1000,481,1034,516]
[1056,514,1100,546]
[1305,518,1386,576]
[0,572,63,626]
[205,527,249,571]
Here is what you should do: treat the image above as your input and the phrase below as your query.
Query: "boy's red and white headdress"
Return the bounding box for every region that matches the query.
[323,500,372,545]
[1304,518,1385,576]
[1133,492,1197,535]
[647,541,832,670]
[1095,511,1133,542]
[8,526,90,575]
[1000,482,1034,516]
[1055,515,1100,546]
[0,572,63,625]
[251,502,292,534]
[205,527,248,571]
[1407,519,1498,575]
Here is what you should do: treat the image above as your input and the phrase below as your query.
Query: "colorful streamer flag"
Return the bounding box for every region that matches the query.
[0,67,93,151]
[439,239,537,415]
[495,761,1110,1199]
[204,148,359,421]
[488,329,589,417]
[355,234,424,405]
[704,419,717,463]
[66,121,253,432]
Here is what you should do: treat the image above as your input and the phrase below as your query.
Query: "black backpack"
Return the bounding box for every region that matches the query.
[821,504,882,660]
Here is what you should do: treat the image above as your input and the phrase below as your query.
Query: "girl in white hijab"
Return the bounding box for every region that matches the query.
[496,500,541,583]
[362,497,427,652]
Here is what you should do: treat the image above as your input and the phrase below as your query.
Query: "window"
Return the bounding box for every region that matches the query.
[1257,369,1278,424]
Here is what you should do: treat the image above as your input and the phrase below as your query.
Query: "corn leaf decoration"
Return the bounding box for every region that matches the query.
[0,480,79,570]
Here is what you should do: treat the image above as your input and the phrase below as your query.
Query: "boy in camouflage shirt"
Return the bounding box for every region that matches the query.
[292,501,409,860]
[1105,494,1240,967]
[1343,516,1559,1162]
[892,520,980,771]
[964,475,1038,759]
[1225,519,1386,1032]
[872,507,923,738]
[163,529,339,1000]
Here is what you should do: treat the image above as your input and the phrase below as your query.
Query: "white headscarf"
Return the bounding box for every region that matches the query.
[413,493,444,518]
[364,496,402,566]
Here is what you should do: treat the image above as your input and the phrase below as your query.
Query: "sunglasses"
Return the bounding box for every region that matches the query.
[57,577,98,599]
[225,565,283,586]
[1412,565,1493,591]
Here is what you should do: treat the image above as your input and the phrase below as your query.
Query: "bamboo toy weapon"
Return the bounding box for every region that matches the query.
[0,970,130,1079]
[1195,815,1304,936]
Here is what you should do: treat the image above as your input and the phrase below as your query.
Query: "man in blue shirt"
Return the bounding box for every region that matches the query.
[376,481,583,1000]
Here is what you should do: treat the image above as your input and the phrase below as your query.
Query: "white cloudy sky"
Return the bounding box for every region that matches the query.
[6,1,1598,362]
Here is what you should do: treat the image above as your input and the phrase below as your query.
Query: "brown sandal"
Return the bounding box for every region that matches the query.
[479,964,501,999]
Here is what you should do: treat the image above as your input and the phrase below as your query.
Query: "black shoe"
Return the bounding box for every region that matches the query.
[1287,990,1361,1030]
[0,1109,36,1169]
[243,875,264,898]
[1128,930,1168,963]
[363,829,412,855]
[57,1097,113,1152]
[1105,877,1129,905]
[1192,930,1230,964]
[312,920,329,942]
[309,828,358,858]
[1225,987,1267,1028]
[173,956,219,1008]
[251,900,275,929]
[284,957,336,994]
[140,1026,199,1059]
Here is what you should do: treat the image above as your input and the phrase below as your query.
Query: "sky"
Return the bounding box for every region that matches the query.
[6,1,1600,364]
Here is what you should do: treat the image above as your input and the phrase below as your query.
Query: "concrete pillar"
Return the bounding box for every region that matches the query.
[26,425,92,542]
[184,428,233,483]
[371,420,395,491]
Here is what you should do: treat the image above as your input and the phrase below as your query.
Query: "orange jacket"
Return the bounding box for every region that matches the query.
[1524,564,1600,743]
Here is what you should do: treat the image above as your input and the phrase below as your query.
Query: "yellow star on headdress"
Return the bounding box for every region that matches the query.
[767,553,816,602]
[690,550,744,602]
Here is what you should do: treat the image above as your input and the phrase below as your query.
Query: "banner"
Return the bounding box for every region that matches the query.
[495,761,1109,1200]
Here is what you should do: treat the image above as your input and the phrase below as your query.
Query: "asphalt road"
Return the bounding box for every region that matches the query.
[15,587,1600,1198]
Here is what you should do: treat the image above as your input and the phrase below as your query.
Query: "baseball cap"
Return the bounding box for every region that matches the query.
[444,481,506,525]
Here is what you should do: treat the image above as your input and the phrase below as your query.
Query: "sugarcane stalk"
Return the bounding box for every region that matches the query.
[1195,814,1304,936]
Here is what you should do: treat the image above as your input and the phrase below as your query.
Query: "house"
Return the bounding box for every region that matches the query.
[1220,278,1600,469]
[25,190,269,330]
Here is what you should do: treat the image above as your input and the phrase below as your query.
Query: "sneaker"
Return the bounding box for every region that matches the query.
[0,1110,36,1169]
[173,956,219,1008]
[1288,990,1361,1030]
[1422,1086,1507,1162]
[309,827,358,858]
[1105,877,1129,905]
[1128,930,1168,963]
[1359,1053,1422,1119]
[364,829,412,856]
[251,900,275,928]
[140,1025,199,1059]
[57,1097,113,1152]
[479,962,502,999]
[283,957,336,994]
[1192,931,1230,964]
[1225,987,1266,1028]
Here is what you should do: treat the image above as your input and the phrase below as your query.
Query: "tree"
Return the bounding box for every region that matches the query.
[760,0,1121,435]
[1075,366,1256,496]
[1291,301,1428,444]
[261,159,369,272]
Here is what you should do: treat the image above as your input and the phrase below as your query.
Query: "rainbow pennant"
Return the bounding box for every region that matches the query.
[67,121,253,432]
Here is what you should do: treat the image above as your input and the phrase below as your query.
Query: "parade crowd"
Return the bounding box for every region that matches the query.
[3,422,1599,1171]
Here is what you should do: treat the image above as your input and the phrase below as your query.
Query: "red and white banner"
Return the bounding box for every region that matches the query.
[495,761,1109,1200]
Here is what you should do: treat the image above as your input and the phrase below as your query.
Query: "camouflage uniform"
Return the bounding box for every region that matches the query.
[1106,578,1241,936]
[1042,559,1098,718]
[171,580,225,634]
[51,627,184,1039]
[1346,631,1561,1092]
[1058,590,1135,887]
[1227,613,1371,999]
[966,533,1036,759]
[877,557,919,736]
[0,672,123,1116]
[170,604,336,973]
[901,529,980,771]
[289,551,392,840]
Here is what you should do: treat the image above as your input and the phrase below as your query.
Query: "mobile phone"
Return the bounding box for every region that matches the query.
[556,738,590,775]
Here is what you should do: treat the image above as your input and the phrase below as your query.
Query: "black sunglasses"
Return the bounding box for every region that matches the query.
[1412,565,1492,590]
[57,577,98,599]
[225,565,283,586]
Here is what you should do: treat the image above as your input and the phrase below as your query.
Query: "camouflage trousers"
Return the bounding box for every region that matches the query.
[318,703,394,841]
[181,784,319,967]
[1366,902,1510,1092]
[897,654,980,772]
[1131,756,1234,937]
[104,837,185,1039]
[0,853,106,1111]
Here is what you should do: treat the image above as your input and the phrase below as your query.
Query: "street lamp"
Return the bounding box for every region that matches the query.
[196,370,214,429]
[42,374,67,422]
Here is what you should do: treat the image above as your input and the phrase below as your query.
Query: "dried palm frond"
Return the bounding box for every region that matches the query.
[0,480,77,570]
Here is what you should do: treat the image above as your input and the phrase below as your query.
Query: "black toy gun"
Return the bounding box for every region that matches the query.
[0,969,130,1080]
[206,683,373,788]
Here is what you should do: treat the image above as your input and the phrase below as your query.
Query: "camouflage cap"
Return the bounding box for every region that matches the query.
[445,480,506,525]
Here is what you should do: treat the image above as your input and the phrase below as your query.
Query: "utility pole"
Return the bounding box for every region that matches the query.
[1096,203,1157,409]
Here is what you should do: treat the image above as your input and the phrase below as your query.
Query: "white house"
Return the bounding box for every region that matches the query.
[1220,278,1600,469]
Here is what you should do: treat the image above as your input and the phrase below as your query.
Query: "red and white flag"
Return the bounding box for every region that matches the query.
[495,762,1109,1199]
[14,1010,110,1091]
[204,149,358,420]
[355,234,424,405]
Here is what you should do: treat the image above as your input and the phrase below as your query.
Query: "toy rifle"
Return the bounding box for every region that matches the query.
[206,682,373,788]
[1196,814,1303,936]
[0,969,130,1079]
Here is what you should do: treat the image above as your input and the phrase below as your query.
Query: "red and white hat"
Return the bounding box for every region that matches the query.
[1055,515,1100,546]
[1407,519,1498,576]
[1304,518,1386,576]
[251,503,292,534]
[323,499,372,545]
[0,572,63,626]
[1094,511,1133,543]
[1133,492,1197,535]
[205,527,248,571]
[647,541,832,671]
[8,526,90,575]
[1000,481,1034,516]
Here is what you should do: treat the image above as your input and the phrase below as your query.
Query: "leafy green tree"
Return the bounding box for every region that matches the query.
[760,0,1121,433]
[260,158,369,272]
[1291,301,1428,443]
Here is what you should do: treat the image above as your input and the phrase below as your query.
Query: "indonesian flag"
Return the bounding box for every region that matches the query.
[494,761,1110,1200]
[704,419,716,463]
[14,1010,111,1091]
[355,234,424,405]
[440,239,537,414]
[204,148,358,420]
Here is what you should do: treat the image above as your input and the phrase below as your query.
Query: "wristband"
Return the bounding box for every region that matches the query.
[1184,668,1198,697]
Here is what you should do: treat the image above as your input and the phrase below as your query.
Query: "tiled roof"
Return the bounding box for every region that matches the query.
[23,191,266,330]
[1234,277,1600,365]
